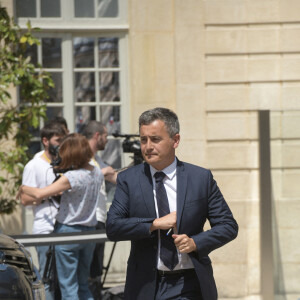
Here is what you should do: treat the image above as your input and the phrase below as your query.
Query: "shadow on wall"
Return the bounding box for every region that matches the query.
[273,192,287,300]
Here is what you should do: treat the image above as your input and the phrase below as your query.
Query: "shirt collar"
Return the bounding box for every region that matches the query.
[150,158,177,181]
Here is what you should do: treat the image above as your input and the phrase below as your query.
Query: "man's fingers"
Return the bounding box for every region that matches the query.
[172,234,197,253]
[178,245,189,252]
[172,234,187,244]
[177,241,191,253]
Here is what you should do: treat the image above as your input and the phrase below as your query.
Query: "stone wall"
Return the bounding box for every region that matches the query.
[1,0,300,298]
[128,0,300,299]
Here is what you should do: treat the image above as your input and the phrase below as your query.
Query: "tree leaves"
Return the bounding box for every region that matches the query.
[0,6,52,214]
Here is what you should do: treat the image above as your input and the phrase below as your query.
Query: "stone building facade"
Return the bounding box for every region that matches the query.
[1,1,300,299]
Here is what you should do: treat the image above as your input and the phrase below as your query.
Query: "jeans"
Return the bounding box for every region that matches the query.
[54,223,96,300]
[90,221,105,299]
[90,221,105,278]
[36,245,54,300]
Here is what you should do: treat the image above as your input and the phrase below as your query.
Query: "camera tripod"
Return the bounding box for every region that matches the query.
[101,241,117,288]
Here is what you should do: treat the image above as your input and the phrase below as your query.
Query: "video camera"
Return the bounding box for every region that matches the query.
[112,132,144,166]
[49,145,73,203]
[49,145,73,174]
[49,145,61,170]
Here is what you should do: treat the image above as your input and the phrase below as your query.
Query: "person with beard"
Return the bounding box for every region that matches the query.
[82,120,117,299]
[19,133,108,300]
[20,120,67,300]
[34,116,69,159]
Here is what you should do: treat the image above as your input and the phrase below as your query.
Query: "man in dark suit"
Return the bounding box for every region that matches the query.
[106,107,238,300]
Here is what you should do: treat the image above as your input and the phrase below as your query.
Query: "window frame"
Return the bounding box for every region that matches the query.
[15,0,128,30]
[15,0,130,166]
[28,31,130,135]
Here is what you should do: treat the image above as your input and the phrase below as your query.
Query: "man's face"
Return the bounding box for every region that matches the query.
[140,120,180,171]
[96,129,108,151]
[49,135,64,147]
[43,135,64,156]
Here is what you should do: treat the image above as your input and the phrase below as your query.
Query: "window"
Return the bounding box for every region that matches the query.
[74,0,119,18]
[15,0,126,23]
[16,0,129,169]
[16,0,61,18]
[73,37,120,133]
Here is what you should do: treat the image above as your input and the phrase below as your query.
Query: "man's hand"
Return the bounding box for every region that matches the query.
[101,166,115,176]
[150,211,176,232]
[17,185,42,206]
[173,234,197,253]
[101,166,117,184]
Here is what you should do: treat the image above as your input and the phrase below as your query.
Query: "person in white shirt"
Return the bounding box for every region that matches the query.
[82,120,117,298]
[34,116,69,159]
[21,121,67,300]
[19,133,111,300]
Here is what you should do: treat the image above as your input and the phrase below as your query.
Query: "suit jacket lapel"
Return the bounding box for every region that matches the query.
[176,160,187,232]
[140,163,157,217]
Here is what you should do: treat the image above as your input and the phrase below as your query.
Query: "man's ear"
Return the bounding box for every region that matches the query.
[93,132,100,140]
[42,137,49,149]
[173,134,180,149]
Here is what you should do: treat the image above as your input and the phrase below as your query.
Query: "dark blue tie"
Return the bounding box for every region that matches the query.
[154,172,178,270]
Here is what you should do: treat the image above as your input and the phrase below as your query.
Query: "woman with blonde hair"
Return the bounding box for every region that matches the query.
[19,133,106,300]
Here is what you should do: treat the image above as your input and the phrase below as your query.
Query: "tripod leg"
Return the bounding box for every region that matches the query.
[101,242,117,288]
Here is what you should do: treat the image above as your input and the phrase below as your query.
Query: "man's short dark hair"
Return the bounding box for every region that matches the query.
[46,116,68,131]
[139,107,180,137]
[82,120,106,140]
[41,120,67,141]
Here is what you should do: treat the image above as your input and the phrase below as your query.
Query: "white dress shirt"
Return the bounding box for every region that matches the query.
[150,158,194,271]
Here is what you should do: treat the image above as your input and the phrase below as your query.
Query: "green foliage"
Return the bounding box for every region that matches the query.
[0,7,53,214]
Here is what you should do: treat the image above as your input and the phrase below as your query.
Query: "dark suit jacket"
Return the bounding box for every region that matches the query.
[106,159,238,300]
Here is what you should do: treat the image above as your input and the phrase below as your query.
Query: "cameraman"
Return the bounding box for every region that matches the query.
[33,116,69,159]
[82,120,117,299]
[18,133,112,300]
[20,120,67,300]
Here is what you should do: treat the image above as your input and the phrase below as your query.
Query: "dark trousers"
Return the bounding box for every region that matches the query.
[155,269,203,300]
[89,221,105,299]
[90,221,106,278]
